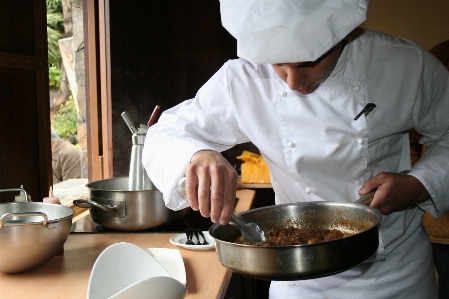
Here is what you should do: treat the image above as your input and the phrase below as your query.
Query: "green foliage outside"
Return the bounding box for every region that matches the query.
[47,0,64,86]
[49,64,61,88]
[52,96,78,139]
[46,0,63,13]
[48,0,78,143]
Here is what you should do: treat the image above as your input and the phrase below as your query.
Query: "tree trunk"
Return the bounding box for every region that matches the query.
[62,0,73,37]
[51,0,74,120]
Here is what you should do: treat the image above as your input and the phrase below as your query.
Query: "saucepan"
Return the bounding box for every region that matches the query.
[209,197,382,280]
[73,177,190,231]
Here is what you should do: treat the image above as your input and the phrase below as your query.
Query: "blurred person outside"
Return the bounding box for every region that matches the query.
[51,126,81,184]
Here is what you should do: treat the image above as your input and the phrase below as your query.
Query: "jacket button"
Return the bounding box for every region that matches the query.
[305,188,311,194]
[357,138,364,145]
[354,179,361,184]
[353,85,361,91]
[287,140,296,148]
[280,91,287,98]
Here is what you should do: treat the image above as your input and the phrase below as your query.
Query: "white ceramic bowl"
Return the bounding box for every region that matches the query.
[88,242,187,299]
[110,276,187,299]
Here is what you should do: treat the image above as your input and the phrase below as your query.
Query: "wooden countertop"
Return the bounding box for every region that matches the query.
[0,234,226,299]
[0,189,256,299]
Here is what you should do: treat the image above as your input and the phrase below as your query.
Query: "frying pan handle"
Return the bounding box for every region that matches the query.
[73,199,116,213]
[355,190,377,206]
[0,212,48,228]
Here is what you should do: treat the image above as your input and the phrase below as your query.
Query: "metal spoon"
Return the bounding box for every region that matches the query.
[177,177,267,244]
[229,211,267,244]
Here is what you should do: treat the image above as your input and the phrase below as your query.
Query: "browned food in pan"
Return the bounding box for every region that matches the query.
[234,226,346,246]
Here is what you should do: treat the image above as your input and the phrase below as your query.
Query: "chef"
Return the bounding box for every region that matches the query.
[143,0,449,298]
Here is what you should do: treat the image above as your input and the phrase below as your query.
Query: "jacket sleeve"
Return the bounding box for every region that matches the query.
[408,49,449,218]
[142,61,249,210]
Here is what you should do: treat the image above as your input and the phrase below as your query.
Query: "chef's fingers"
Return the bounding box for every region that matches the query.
[358,176,382,197]
[217,169,238,225]
[196,168,212,218]
[184,171,200,211]
[359,172,396,212]
[209,162,238,224]
[209,168,224,223]
[219,181,237,225]
[186,150,216,214]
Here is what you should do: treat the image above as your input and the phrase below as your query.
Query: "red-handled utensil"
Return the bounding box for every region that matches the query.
[147,105,161,127]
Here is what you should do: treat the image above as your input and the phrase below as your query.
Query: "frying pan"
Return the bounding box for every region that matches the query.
[209,200,381,280]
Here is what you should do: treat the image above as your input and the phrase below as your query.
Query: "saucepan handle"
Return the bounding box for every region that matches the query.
[73,199,116,212]
[0,212,48,228]
[0,187,29,202]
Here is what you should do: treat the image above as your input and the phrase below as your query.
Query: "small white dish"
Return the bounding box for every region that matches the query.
[88,242,186,299]
[169,231,215,250]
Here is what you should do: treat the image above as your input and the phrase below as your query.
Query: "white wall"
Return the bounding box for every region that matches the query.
[360,0,449,50]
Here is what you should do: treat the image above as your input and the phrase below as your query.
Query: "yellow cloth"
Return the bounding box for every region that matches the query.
[237,151,271,184]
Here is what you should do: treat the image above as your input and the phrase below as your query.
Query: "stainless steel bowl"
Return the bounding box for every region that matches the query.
[0,202,74,273]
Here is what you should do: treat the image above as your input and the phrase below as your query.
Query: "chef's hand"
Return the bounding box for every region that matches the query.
[358,172,430,214]
[185,150,238,225]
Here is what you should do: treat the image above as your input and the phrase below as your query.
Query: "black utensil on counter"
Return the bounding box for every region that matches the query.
[192,230,202,245]
[197,230,210,245]
[185,229,195,245]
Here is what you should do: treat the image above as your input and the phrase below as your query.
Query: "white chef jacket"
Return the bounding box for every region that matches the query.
[143,29,449,298]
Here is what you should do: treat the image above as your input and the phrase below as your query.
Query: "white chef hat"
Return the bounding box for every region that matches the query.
[220,0,370,64]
